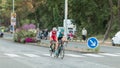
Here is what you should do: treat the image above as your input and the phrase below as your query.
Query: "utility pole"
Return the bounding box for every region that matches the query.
[11,0,15,38]
[64,0,68,38]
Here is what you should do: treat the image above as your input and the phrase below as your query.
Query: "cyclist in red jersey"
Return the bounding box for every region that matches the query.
[49,27,58,51]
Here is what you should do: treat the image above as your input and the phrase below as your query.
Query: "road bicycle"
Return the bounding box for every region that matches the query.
[49,40,68,59]
[56,40,65,59]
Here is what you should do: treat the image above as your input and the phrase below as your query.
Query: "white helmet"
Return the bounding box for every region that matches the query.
[52,27,57,31]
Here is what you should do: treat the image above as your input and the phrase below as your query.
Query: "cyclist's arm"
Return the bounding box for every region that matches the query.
[57,31,60,38]
[49,31,52,40]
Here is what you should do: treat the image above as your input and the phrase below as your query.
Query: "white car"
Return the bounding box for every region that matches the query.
[112,31,120,46]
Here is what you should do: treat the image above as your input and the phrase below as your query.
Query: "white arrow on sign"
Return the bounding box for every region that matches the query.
[90,40,96,46]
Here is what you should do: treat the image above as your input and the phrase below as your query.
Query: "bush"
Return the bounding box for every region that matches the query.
[14,24,37,43]
[25,37,36,43]
[20,38,26,43]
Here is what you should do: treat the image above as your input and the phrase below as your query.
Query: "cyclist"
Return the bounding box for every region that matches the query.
[57,29,64,43]
[49,27,58,51]
[54,28,65,55]
[49,27,67,56]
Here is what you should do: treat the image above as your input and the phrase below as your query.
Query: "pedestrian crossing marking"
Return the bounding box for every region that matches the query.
[43,54,55,57]
[4,53,20,57]
[65,54,84,57]
[43,54,50,56]
[3,53,120,58]
[23,54,40,57]
[83,54,104,57]
[99,53,120,57]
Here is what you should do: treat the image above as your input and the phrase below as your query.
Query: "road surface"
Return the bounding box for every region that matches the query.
[0,38,120,68]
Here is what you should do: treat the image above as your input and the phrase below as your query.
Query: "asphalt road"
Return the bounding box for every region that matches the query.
[0,37,120,68]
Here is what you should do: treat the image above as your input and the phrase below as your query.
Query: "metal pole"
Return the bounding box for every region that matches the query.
[12,0,15,37]
[64,0,68,38]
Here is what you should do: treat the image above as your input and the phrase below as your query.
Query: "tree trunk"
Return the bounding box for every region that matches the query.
[103,0,114,42]
[17,14,21,28]
[118,0,120,30]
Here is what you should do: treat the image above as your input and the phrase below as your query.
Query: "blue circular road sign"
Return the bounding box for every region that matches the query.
[87,37,99,49]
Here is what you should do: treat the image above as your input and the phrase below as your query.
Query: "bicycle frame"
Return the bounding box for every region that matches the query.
[55,40,65,59]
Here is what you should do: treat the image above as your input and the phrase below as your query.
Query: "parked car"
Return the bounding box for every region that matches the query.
[112,31,120,46]
[0,30,4,37]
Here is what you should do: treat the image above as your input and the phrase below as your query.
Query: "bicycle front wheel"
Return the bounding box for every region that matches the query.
[59,47,65,59]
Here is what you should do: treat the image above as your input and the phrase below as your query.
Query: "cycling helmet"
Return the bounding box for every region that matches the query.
[52,27,57,31]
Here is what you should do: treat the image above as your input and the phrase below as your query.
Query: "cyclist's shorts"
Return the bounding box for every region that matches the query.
[58,37,63,41]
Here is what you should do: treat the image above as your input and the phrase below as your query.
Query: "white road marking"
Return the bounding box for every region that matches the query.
[43,54,55,57]
[83,54,104,57]
[65,54,84,57]
[99,53,120,56]
[4,54,20,57]
[23,54,40,57]
[116,53,120,54]
[43,53,84,58]
[4,53,120,58]
[113,53,120,56]
[43,54,50,56]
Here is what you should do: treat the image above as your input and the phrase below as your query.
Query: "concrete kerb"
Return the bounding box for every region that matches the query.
[67,39,112,47]
[33,42,104,53]
[2,38,104,53]
[27,42,86,52]
[2,38,83,52]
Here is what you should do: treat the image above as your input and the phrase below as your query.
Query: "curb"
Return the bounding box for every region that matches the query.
[2,38,103,53]
[32,42,103,53]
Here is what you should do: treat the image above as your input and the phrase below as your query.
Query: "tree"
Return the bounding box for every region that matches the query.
[118,0,120,30]
[0,0,119,39]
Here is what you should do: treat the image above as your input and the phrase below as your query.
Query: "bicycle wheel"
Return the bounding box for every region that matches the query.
[49,48,52,57]
[49,44,53,57]
[49,44,55,57]
[59,46,65,59]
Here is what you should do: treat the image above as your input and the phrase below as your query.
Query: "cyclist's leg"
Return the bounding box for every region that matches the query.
[58,41,62,55]
[54,36,58,50]
[62,36,68,47]
[49,40,53,51]
[54,37,59,56]
[55,37,63,56]
[49,40,53,56]
[62,36,67,41]
[50,36,54,50]
[57,39,64,58]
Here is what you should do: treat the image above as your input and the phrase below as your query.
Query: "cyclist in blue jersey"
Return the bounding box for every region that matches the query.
[54,28,66,56]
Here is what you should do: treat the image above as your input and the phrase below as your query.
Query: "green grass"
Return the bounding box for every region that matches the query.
[87,46,100,53]
[93,34,111,41]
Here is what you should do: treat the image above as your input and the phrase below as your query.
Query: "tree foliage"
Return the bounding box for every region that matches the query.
[0,0,119,37]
